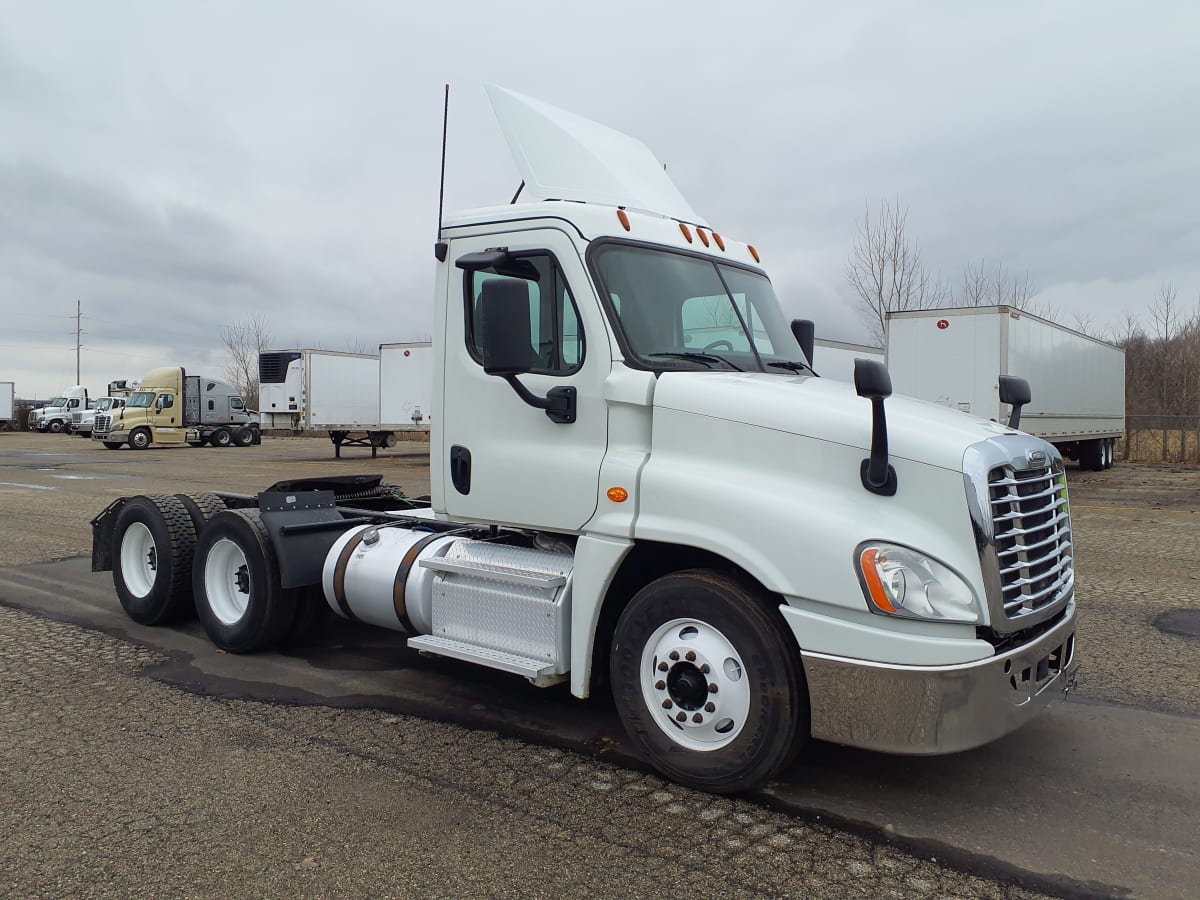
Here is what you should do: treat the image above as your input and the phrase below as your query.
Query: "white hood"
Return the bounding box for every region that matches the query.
[486,85,706,225]
[653,371,1019,473]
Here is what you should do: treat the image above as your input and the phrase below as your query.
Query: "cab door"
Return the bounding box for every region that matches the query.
[439,228,610,531]
[153,391,186,444]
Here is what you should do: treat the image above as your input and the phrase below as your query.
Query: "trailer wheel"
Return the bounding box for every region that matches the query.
[103,441,124,450]
[129,428,152,450]
[111,495,197,625]
[210,427,233,448]
[193,509,292,653]
[233,426,255,447]
[610,569,807,793]
[1079,439,1104,471]
[1103,439,1114,469]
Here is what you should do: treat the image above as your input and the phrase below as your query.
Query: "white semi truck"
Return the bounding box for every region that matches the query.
[29,384,90,433]
[70,381,136,436]
[258,345,433,457]
[887,306,1125,471]
[90,87,1078,793]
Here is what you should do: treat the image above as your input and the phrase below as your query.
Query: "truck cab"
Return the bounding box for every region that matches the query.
[72,396,128,436]
[30,385,89,432]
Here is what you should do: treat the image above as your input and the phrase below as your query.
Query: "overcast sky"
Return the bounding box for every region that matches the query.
[2,1,1198,399]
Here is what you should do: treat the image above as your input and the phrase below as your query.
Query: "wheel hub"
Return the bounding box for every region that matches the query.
[146,547,157,571]
[235,564,249,594]
[666,662,708,710]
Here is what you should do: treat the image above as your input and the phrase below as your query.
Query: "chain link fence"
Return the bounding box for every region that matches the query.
[1125,415,1200,463]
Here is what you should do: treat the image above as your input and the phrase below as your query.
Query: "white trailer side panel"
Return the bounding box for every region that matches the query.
[812,340,884,383]
[379,343,434,429]
[1007,311,1124,440]
[0,382,14,422]
[306,352,381,430]
[886,310,1003,420]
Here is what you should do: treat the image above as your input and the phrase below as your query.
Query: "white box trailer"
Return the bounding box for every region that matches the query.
[0,382,14,430]
[886,306,1125,470]
[379,342,434,429]
[813,339,884,383]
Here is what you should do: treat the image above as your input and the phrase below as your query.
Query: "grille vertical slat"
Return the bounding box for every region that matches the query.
[988,462,1074,622]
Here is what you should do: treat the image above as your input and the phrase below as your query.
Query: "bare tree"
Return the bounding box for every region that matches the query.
[846,197,948,343]
[952,259,1036,309]
[221,313,272,409]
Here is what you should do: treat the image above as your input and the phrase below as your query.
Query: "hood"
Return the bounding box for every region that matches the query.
[653,371,1019,472]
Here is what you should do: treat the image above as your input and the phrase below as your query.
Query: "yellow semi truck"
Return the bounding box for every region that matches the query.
[91,366,258,450]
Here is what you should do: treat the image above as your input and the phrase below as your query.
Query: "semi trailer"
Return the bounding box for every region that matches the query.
[0,382,14,430]
[91,86,1078,793]
[886,306,1125,471]
[92,367,257,449]
[258,345,433,457]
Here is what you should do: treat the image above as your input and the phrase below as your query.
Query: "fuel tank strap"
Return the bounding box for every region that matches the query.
[331,530,369,623]
[393,532,447,633]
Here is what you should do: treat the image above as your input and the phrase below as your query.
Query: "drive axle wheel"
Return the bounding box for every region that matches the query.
[193,510,292,653]
[233,426,255,447]
[111,495,198,625]
[210,427,233,448]
[610,569,807,793]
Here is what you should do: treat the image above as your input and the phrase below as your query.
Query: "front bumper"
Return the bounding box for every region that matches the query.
[801,601,1077,754]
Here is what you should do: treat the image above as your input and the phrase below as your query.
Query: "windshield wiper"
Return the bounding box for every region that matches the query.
[647,352,744,371]
[767,360,818,376]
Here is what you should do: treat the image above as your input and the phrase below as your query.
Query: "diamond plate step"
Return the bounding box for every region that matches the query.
[419,556,568,589]
[407,635,566,686]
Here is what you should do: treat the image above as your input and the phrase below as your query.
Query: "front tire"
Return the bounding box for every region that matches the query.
[192,510,293,653]
[129,428,152,450]
[111,495,198,625]
[48,420,63,434]
[610,569,807,793]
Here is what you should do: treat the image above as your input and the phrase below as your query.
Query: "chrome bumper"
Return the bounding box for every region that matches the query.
[801,601,1077,754]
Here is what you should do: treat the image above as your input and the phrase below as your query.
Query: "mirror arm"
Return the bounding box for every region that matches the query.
[861,396,898,496]
[501,376,577,425]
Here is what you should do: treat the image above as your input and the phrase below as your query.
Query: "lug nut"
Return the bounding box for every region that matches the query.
[685,650,696,661]
[655,680,666,690]
[658,661,668,672]
[704,702,715,713]
[675,712,687,723]
[692,713,703,723]
[669,650,680,661]
[708,683,718,694]
[700,663,710,674]
[662,699,673,709]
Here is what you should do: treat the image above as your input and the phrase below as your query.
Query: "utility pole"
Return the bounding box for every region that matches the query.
[75,300,82,384]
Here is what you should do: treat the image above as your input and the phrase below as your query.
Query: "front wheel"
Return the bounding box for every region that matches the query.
[610,570,807,793]
[103,441,125,450]
[129,428,152,450]
[48,420,64,434]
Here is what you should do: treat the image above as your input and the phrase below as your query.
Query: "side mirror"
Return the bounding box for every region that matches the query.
[790,319,815,367]
[155,397,164,412]
[854,359,897,496]
[998,375,1031,430]
[480,280,534,376]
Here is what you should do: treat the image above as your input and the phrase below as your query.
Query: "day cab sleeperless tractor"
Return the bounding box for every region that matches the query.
[91,87,1078,792]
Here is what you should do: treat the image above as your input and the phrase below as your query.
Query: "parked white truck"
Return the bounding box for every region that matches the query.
[258,345,432,457]
[71,381,136,436]
[91,87,1078,792]
[29,384,90,433]
[0,382,14,431]
[887,306,1125,471]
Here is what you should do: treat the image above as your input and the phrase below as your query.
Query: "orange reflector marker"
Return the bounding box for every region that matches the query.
[697,229,710,247]
[713,232,725,251]
[679,222,693,243]
[607,487,629,503]
[748,245,761,262]
[860,548,897,613]
[616,209,631,231]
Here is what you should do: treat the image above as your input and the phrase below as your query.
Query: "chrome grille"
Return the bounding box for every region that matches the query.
[93,414,111,434]
[988,464,1073,620]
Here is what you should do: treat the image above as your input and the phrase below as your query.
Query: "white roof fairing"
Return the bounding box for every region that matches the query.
[486,85,707,227]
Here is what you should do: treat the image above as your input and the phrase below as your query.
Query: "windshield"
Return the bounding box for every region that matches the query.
[589,243,804,372]
[96,398,113,411]
[127,391,156,409]
[48,398,66,407]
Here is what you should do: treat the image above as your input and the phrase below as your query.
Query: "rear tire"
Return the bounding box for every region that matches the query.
[210,427,233,448]
[610,569,807,793]
[111,495,198,625]
[233,426,255,447]
[174,492,227,536]
[192,510,292,653]
[1080,439,1104,471]
[129,428,152,450]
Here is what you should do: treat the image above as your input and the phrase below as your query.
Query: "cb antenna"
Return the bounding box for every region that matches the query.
[434,83,450,262]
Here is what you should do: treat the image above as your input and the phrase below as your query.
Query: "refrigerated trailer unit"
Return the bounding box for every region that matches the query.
[259,347,432,456]
[0,382,14,430]
[886,306,1125,470]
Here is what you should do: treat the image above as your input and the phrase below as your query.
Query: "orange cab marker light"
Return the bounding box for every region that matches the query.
[679,222,693,243]
[860,548,897,613]
[697,228,710,247]
[713,232,725,251]
[607,487,629,503]
[748,245,761,262]
[616,209,631,231]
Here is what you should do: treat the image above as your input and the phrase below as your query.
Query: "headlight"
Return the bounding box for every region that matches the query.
[856,542,981,624]
[110,423,125,433]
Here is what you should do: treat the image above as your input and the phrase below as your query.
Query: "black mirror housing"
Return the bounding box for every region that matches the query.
[998,375,1031,430]
[790,319,815,367]
[480,280,534,376]
[853,359,892,400]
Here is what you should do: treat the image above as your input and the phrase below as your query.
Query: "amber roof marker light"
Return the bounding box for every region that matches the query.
[748,245,761,263]
[697,228,710,247]
[616,209,631,231]
[679,222,693,243]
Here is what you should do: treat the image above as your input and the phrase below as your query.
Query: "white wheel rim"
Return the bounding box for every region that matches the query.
[639,617,752,751]
[119,522,157,598]
[205,538,251,625]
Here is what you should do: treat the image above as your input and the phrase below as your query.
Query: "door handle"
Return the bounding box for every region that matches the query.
[450,445,471,495]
